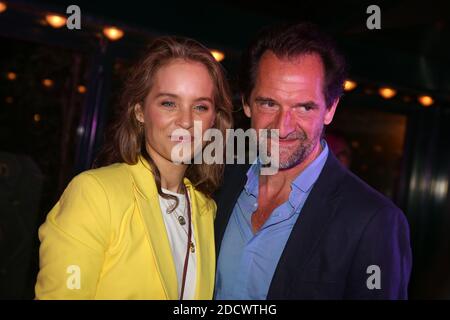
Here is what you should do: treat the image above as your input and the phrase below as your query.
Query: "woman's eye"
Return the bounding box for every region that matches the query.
[194,105,209,111]
[161,101,175,108]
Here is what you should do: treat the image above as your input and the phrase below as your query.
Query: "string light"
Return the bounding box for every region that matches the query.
[42,78,54,87]
[210,50,225,62]
[6,72,17,80]
[15,5,440,116]
[103,27,124,41]
[379,87,397,99]
[418,95,434,107]
[344,80,357,91]
[77,85,87,94]
[45,14,67,28]
[0,2,7,14]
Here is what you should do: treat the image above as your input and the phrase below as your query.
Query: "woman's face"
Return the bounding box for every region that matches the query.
[135,59,216,165]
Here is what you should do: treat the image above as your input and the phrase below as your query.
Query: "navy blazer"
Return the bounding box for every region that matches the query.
[214,151,412,299]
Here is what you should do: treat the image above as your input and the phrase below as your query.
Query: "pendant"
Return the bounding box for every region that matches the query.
[189,241,195,253]
[178,215,186,225]
[166,204,175,214]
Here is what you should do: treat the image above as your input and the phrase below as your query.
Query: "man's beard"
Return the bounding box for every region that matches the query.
[278,129,318,170]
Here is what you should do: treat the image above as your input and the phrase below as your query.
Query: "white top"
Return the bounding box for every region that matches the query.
[159,188,197,300]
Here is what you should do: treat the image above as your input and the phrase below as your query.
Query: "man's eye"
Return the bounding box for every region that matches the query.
[260,101,276,107]
[297,105,313,112]
[194,105,209,111]
[161,101,175,107]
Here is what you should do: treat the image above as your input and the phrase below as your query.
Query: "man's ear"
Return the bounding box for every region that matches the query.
[242,96,251,118]
[324,98,339,125]
[134,104,145,123]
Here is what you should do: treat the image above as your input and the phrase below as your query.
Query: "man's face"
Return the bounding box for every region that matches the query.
[244,51,338,169]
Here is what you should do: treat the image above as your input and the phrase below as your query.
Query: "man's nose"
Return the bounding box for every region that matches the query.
[274,109,295,138]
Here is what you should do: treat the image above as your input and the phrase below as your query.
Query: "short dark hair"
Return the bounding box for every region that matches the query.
[239,22,347,108]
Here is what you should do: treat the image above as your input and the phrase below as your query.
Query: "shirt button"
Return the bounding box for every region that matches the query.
[254,203,257,207]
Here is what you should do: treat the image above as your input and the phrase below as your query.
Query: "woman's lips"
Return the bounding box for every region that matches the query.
[170,135,194,142]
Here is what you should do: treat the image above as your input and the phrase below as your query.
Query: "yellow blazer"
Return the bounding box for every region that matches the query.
[35,157,216,299]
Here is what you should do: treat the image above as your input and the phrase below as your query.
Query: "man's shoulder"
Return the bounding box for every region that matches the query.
[220,163,251,188]
[224,162,252,176]
[331,165,405,229]
[314,152,404,225]
[309,155,410,259]
[213,163,251,203]
[340,169,397,209]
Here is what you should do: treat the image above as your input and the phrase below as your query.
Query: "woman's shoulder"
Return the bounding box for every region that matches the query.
[83,162,131,181]
[70,162,135,198]
[189,187,217,217]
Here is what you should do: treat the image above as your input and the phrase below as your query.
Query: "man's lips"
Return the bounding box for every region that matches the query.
[278,138,298,143]
[272,138,299,145]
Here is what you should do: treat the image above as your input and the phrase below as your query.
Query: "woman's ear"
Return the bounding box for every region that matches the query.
[210,112,216,127]
[134,104,145,123]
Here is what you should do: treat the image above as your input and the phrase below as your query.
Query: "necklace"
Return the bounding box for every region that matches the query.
[166,199,187,225]
[180,185,193,301]
[163,190,195,253]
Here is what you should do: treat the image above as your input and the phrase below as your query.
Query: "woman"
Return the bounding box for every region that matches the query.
[35,36,233,299]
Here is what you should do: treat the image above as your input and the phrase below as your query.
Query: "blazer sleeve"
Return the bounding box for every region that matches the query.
[35,172,110,299]
[344,205,412,299]
[211,198,217,220]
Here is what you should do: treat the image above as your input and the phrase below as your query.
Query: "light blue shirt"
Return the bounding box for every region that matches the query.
[215,140,329,300]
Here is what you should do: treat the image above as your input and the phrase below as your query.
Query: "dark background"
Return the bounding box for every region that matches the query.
[0,0,449,299]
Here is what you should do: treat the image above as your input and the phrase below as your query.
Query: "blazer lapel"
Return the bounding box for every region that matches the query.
[188,183,216,299]
[268,152,346,299]
[129,157,178,300]
[214,164,251,255]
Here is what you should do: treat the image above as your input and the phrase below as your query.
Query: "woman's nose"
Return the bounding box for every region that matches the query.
[176,108,194,129]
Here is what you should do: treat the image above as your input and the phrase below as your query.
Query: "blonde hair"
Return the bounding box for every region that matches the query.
[94,36,233,204]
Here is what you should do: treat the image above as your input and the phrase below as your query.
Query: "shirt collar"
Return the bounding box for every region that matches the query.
[243,140,329,205]
[291,139,329,194]
[244,158,260,197]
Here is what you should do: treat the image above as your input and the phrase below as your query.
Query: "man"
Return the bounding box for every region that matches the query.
[214,23,412,299]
